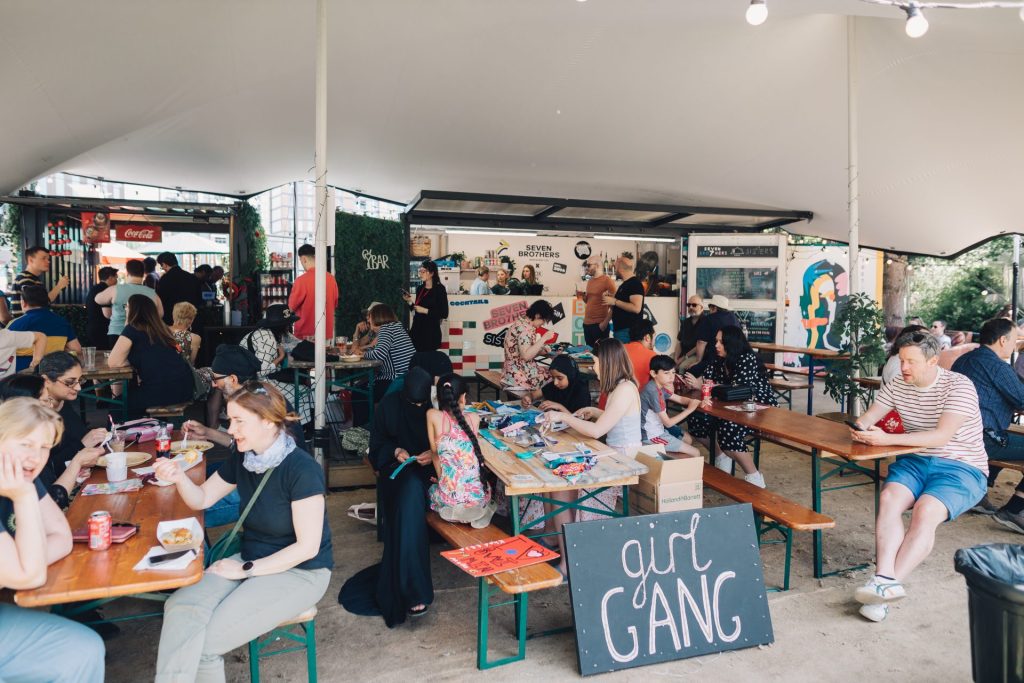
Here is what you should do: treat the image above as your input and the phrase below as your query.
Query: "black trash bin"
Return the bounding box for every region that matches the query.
[954,544,1024,682]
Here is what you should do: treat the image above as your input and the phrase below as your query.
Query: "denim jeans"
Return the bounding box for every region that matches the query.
[205,460,240,528]
[0,603,105,683]
[984,431,1024,490]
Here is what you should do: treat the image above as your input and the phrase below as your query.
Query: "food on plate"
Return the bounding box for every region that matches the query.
[180,449,200,465]
[161,527,193,546]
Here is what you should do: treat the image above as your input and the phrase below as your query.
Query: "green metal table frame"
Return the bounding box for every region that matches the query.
[472,485,630,670]
[290,366,376,426]
[78,376,131,422]
[51,591,168,624]
[751,435,881,579]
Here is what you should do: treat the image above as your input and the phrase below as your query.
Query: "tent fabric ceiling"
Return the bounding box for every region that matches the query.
[1,1,1022,256]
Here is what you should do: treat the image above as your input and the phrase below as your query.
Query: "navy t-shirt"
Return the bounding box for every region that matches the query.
[1,480,48,537]
[218,444,333,570]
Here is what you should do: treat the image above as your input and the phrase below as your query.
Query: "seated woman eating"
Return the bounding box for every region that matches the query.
[521,354,591,414]
[502,300,557,391]
[683,325,775,488]
[0,398,105,683]
[36,352,107,509]
[108,294,193,418]
[154,381,332,683]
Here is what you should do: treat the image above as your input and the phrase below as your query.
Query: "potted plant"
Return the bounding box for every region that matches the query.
[824,293,887,416]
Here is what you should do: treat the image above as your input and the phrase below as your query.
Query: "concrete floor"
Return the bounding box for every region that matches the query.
[98,386,1021,682]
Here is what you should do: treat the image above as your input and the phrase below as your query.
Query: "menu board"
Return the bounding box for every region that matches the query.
[695,267,777,301]
[735,310,777,344]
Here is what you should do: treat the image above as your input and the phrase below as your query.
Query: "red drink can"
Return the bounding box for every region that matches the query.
[701,380,713,401]
[89,511,112,551]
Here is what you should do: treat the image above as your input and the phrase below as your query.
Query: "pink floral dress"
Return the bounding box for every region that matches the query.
[501,317,550,390]
[429,415,491,511]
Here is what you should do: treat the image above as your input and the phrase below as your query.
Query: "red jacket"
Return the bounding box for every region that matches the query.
[288,268,338,339]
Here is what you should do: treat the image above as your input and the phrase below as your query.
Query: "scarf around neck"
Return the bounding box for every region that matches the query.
[242,430,295,474]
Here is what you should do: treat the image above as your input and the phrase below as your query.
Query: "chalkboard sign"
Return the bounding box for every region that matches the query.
[564,504,774,676]
[696,267,777,301]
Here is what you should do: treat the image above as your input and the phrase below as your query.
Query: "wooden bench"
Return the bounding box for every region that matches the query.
[702,465,834,591]
[474,370,528,402]
[427,511,562,669]
[146,402,191,427]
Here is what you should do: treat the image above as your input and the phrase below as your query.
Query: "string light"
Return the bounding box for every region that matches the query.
[982,289,990,296]
[904,5,930,37]
[743,0,1024,37]
[746,0,768,25]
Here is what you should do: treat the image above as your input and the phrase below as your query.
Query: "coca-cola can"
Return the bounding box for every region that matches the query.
[89,511,112,551]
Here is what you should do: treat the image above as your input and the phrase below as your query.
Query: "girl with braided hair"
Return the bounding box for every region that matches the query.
[427,374,496,528]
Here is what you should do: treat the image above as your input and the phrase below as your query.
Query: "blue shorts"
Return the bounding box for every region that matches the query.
[885,454,987,521]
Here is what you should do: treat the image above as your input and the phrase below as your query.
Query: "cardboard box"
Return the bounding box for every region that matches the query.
[629,447,704,514]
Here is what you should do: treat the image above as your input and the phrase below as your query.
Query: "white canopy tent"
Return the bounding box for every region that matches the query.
[2,1,1023,258]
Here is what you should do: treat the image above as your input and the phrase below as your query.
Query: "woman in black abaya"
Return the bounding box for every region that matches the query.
[339,368,436,626]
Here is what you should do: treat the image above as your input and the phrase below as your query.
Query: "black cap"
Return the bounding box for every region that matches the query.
[211,345,261,381]
[258,304,299,329]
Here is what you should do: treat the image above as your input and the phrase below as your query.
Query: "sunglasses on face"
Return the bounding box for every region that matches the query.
[686,303,700,308]
[59,377,82,388]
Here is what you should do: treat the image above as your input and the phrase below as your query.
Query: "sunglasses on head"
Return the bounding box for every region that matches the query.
[241,381,269,396]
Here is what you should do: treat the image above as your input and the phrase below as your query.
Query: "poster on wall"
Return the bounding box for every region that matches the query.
[781,246,882,367]
[444,234,637,296]
[81,212,111,244]
[735,310,778,345]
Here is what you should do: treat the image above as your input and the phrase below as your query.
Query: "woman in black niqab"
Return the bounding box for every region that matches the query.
[339,368,436,626]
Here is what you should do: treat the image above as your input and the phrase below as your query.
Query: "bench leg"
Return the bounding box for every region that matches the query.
[248,639,261,682]
[783,528,793,591]
[477,579,528,670]
[305,620,318,683]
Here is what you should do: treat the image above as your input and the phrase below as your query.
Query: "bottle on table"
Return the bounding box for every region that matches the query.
[156,423,172,458]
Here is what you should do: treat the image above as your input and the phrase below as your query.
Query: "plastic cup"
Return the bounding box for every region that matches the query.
[106,452,128,483]
[82,347,96,369]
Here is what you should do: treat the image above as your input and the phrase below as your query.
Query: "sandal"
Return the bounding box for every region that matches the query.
[408,604,430,618]
[346,503,377,525]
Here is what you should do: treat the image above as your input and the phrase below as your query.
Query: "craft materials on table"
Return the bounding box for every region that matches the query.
[80,479,143,496]
[479,428,512,452]
[723,404,771,412]
[441,535,559,578]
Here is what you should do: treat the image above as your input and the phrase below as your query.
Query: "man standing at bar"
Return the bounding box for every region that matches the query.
[582,255,616,348]
[85,266,118,349]
[602,252,643,344]
[289,243,338,340]
[848,331,986,622]
[155,252,203,325]
[10,246,69,314]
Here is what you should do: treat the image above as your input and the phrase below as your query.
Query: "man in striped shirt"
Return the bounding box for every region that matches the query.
[848,331,986,622]
[10,246,69,314]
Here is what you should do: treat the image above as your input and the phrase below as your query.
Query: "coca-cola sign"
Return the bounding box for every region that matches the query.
[116,224,162,242]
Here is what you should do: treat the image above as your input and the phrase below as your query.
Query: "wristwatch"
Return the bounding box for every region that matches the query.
[242,561,255,578]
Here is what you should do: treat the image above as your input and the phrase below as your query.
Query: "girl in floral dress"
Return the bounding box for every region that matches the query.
[501,300,556,390]
[427,374,496,528]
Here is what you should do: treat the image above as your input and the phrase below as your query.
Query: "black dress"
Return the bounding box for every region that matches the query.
[339,371,434,627]
[408,284,448,352]
[687,351,777,451]
[122,325,194,418]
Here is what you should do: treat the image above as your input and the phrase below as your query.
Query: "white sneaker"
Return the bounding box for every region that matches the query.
[854,575,906,605]
[858,603,889,622]
[715,453,734,473]
[744,471,766,489]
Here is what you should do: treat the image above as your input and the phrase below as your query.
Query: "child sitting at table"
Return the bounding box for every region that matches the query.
[641,355,702,456]
[427,374,496,528]
[521,354,592,414]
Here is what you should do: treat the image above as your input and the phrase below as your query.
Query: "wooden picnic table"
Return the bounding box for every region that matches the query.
[692,395,915,578]
[15,434,205,609]
[750,342,848,415]
[77,358,134,422]
[478,420,647,534]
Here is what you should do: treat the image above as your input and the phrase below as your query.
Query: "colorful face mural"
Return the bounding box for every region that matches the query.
[799,259,848,350]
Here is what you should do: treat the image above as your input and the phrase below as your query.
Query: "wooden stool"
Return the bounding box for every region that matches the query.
[146,403,191,428]
[248,606,318,683]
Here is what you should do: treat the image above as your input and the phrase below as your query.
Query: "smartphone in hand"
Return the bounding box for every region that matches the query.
[845,420,865,432]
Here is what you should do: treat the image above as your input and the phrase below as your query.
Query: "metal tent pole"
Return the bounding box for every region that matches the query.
[313,0,328,466]
[847,16,860,298]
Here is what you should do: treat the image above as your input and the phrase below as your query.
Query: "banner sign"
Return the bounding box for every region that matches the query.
[564,504,774,676]
[116,224,162,242]
[81,212,111,244]
[697,245,779,258]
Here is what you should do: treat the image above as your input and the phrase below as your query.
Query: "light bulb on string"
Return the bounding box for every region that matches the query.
[905,5,929,38]
[982,289,990,296]
[746,0,768,26]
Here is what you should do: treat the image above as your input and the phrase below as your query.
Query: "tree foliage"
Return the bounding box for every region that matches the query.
[824,293,886,414]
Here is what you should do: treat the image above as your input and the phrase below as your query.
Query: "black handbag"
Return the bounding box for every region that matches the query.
[711,384,753,402]
[290,340,340,363]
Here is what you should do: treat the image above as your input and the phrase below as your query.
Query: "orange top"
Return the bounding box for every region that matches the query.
[583,275,616,325]
[288,268,339,339]
[625,341,657,388]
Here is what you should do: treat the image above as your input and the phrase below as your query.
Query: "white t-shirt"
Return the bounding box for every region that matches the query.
[0,329,37,378]
[874,367,987,473]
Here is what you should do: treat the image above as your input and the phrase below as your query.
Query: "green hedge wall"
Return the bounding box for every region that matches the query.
[334,212,405,336]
